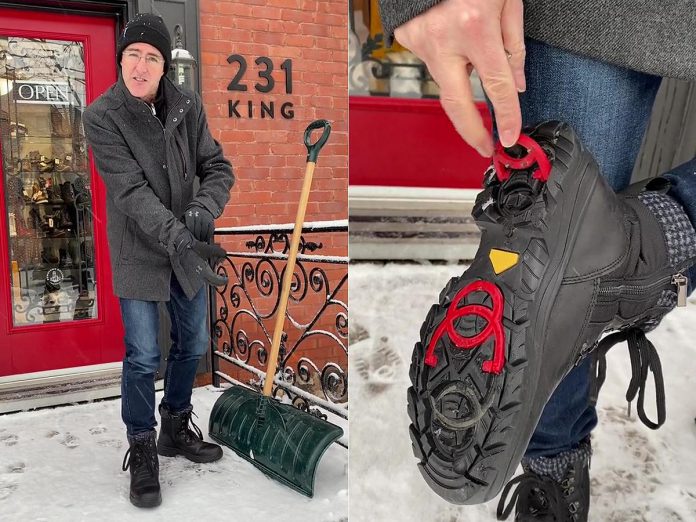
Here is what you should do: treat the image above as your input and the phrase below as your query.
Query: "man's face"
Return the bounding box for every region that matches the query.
[120,42,165,102]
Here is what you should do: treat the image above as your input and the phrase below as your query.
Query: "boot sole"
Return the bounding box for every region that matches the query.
[157,443,223,463]
[408,122,598,504]
[130,491,162,508]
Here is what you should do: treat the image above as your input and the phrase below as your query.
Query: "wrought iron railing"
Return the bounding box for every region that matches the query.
[209,220,348,442]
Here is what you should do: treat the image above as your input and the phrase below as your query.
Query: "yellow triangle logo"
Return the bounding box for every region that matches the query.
[489,249,519,274]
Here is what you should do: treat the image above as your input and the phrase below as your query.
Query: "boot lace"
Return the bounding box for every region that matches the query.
[122,438,157,476]
[497,472,576,521]
[592,328,666,429]
[178,409,204,443]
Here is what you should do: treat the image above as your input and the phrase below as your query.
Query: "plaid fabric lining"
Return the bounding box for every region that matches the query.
[522,440,592,483]
[638,191,696,267]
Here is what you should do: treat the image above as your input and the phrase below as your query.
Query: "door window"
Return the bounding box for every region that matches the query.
[1,37,97,326]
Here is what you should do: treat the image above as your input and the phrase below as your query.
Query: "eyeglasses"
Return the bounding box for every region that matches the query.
[122,50,164,68]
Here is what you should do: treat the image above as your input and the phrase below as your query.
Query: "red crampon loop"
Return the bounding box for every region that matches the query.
[492,134,552,183]
[424,280,506,374]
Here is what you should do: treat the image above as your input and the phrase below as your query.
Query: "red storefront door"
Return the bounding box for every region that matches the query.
[0,8,124,376]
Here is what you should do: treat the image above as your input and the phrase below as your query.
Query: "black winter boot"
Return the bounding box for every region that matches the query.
[497,441,591,521]
[122,430,161,508]
[589,179,696,429]
[408,121,696,505]
[157,404,223,463]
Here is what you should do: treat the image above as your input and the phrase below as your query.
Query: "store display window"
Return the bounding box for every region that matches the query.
[1,37,97,326]
[348,0,485,100]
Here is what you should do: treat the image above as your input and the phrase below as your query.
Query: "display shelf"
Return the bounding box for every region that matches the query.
[10,236,92,240]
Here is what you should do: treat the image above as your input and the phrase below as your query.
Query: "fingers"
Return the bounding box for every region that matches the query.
[469,28,521,147]
[394,0,524,151]
[202,264,228,287]
[185,212,215,243]
[192,241,227,262]
[428,56,493,156]
[501,0,526,93]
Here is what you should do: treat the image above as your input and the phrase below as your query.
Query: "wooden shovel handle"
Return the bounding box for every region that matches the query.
[262,123,330,397]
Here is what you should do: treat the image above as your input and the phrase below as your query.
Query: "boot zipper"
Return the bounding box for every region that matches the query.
[599,272,688,307]
[672,273,688,306]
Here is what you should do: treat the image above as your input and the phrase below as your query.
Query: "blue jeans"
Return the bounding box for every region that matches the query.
[518,38,696,457]
[120,275,209,437]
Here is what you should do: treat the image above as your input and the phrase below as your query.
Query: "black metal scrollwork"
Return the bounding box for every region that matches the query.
[211,223,348,419]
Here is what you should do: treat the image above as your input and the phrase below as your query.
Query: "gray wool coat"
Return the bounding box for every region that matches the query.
[378,0,696,82]
[83,75,234,301]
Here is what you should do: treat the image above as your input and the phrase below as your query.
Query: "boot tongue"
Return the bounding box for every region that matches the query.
[123,433,158,476]
[174,407,203,442]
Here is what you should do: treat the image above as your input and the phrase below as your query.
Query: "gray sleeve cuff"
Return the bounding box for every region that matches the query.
[378,0,443,46]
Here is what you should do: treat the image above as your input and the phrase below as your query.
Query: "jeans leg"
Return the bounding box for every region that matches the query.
[120,298,161,437]
[517,39,662,457]
[161,274,210,412]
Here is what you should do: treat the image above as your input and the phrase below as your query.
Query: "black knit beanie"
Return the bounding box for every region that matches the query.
[117,13,171,72]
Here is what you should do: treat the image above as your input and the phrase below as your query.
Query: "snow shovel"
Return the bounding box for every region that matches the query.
[209,119,343,497]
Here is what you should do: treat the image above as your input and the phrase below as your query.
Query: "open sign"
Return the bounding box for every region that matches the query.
[14,81,71,105]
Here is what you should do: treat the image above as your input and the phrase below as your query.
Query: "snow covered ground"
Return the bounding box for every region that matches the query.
[0,386,347,522]
[349,263,696,522]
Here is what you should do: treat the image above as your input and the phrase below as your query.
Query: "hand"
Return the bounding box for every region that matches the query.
[179,245,227,288]
[171,229,227,297]
[190,240,227,266]
[394,0,525,156]
[184,202,215,243]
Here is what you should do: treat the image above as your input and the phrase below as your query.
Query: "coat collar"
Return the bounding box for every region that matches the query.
[115,73,193,126]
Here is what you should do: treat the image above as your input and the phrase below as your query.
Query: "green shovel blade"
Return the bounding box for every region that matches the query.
[209,385,344,497]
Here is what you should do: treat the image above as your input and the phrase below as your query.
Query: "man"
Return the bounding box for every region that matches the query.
[380,0,696,519]
[83,13,234,508]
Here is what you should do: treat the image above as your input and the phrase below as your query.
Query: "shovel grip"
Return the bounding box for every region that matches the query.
[304,119,331,163]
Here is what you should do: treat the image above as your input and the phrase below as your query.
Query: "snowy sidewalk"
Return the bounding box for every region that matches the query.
[350,263,696,522]
[0,386,347,522]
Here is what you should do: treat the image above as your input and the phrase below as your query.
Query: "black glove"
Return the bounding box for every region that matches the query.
[184,202,215,243]
[170,229,227,299]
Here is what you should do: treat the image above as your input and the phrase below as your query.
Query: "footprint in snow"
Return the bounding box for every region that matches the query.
[0,476,18,501]
[59,433,79,449]
[0,434,18,446]
[6,462,25,474]
[353,336,402,394]
[97,439,123,449]
[348,321,370,345]
[89,426,107,435]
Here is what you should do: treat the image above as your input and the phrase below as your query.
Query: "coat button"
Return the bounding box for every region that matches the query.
[179,108,183,113]
[163,164,167,170]
[173,117,178,122]
[186,99,190,104]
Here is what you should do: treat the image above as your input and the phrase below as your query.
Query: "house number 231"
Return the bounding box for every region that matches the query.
[227,55,293,94]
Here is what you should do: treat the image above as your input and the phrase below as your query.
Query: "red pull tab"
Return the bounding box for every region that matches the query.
[492,134,552,182]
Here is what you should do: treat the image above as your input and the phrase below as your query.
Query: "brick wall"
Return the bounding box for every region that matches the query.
[198,0,348,390]
[199,0,347,234]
